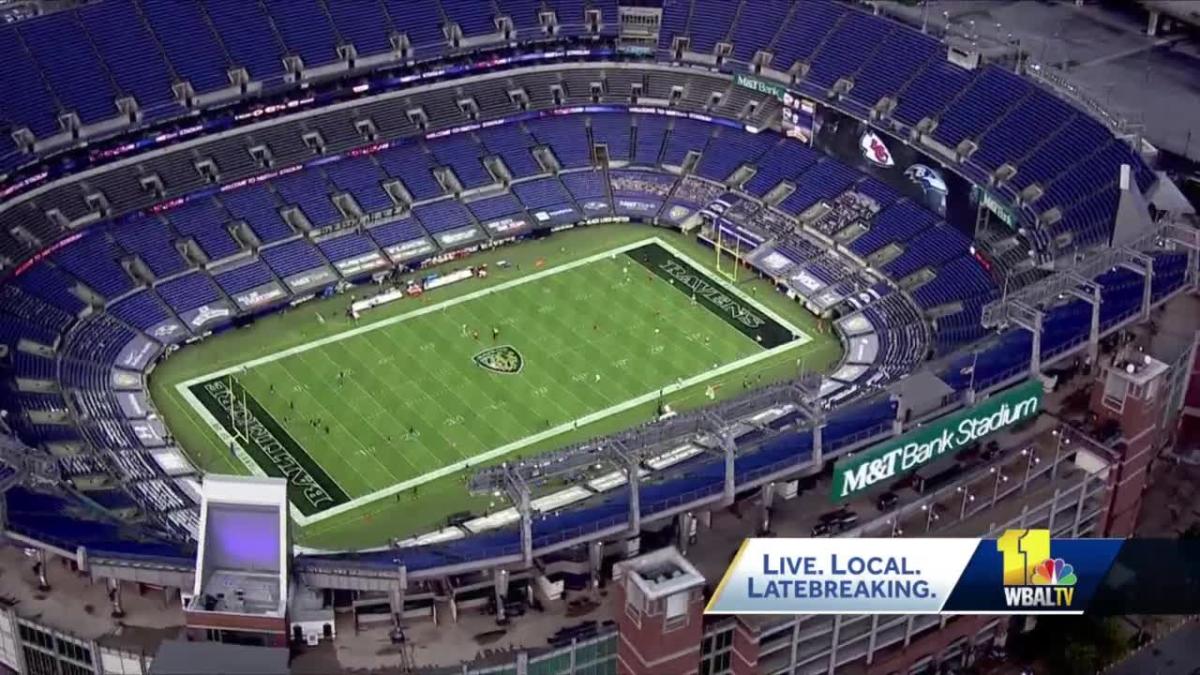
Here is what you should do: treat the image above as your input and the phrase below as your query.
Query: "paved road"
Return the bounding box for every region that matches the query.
[1106,619,1200,675]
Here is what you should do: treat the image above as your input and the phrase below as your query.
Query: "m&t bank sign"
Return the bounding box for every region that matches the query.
[832,380,1043,501]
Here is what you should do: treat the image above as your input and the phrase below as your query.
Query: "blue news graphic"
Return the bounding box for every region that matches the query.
[941,534,1124,614]
[706,534,1127,615]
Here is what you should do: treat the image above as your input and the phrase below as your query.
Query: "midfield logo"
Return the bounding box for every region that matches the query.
[473,345,524,374]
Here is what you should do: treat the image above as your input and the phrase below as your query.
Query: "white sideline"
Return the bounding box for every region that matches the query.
[176,237,813,527]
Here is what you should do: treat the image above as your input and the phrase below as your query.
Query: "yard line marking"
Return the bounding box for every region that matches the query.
[273,362,381,493]
[176,237,817,528]
[309,348,407,482]
[286,336,802,527]
[178,238,668,389]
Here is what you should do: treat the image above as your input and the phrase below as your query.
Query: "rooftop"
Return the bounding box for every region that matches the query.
[0,546,184,654]
[614,547,705,600]
[149,639,289,675]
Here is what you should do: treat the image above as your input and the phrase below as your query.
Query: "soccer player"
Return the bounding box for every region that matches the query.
[472,330,479,341]
[492,326,500,341]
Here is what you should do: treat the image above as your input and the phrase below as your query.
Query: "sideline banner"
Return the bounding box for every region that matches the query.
[705,531,1146,615]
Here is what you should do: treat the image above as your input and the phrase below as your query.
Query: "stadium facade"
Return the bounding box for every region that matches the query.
[0,0,1196,673]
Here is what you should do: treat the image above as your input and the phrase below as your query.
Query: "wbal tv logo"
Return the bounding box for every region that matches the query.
[997,529,1077,609]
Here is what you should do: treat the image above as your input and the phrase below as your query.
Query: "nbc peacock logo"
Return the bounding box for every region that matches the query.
[1031,558,1077,587]
[998,530,1078,609]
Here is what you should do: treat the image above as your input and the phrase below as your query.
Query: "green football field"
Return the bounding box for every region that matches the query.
[152,226,842,548]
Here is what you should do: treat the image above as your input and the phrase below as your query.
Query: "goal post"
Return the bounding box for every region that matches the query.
[714,225,740,283]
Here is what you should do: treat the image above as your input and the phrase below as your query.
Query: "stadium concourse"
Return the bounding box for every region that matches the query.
[0,0,1195,673]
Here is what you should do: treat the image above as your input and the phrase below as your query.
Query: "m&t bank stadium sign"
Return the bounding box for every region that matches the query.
[832,380,1043,501]
[734,73,787,100]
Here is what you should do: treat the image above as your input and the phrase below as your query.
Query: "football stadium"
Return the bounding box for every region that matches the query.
[0,0,1197,673]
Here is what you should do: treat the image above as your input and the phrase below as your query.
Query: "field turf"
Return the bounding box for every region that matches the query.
[152,226,842,548]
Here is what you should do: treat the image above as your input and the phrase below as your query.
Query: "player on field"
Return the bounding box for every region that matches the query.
[492,326,500,341]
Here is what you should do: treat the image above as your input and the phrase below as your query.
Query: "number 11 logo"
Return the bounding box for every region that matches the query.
[997,529,1050,586]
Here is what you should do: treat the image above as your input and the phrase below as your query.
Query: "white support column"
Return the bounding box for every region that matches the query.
[789,620,801,672]
[892,394,906,434]
[34,549,49,591]
[812,421,823,467]
[1068,281,1101,369]
[519,486,533,566]
[1147,9,1160,36]
[626,455,641,535]
[588,540,604,589]
[107,578,125,618]
[827,614,843,673]
[1047,488,1061,534]
[390,565,407,626]
[676,512,694,553]
[759,483,775,534]
[1089,286,1101,366]
[1010,302,1043,376]
[865,614,880,664]
[1141,262,1154,320]
[758,480,777,533]
[1030,312,1043,374]
[1072,476,1090,537]
[722,433,736,506]
[493,568,510,624]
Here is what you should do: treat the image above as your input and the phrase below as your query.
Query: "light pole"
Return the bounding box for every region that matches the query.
[958,486,976,519]
[990,466,1009,505]
[922,503,940,532]
[1021,447,1041,489]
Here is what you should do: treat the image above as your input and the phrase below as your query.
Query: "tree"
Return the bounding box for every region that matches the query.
[1012,616,1129,674]
[1063,641,1100,675]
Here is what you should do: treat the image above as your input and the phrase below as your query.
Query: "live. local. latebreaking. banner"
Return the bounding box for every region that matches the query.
[706,532,1200,615]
